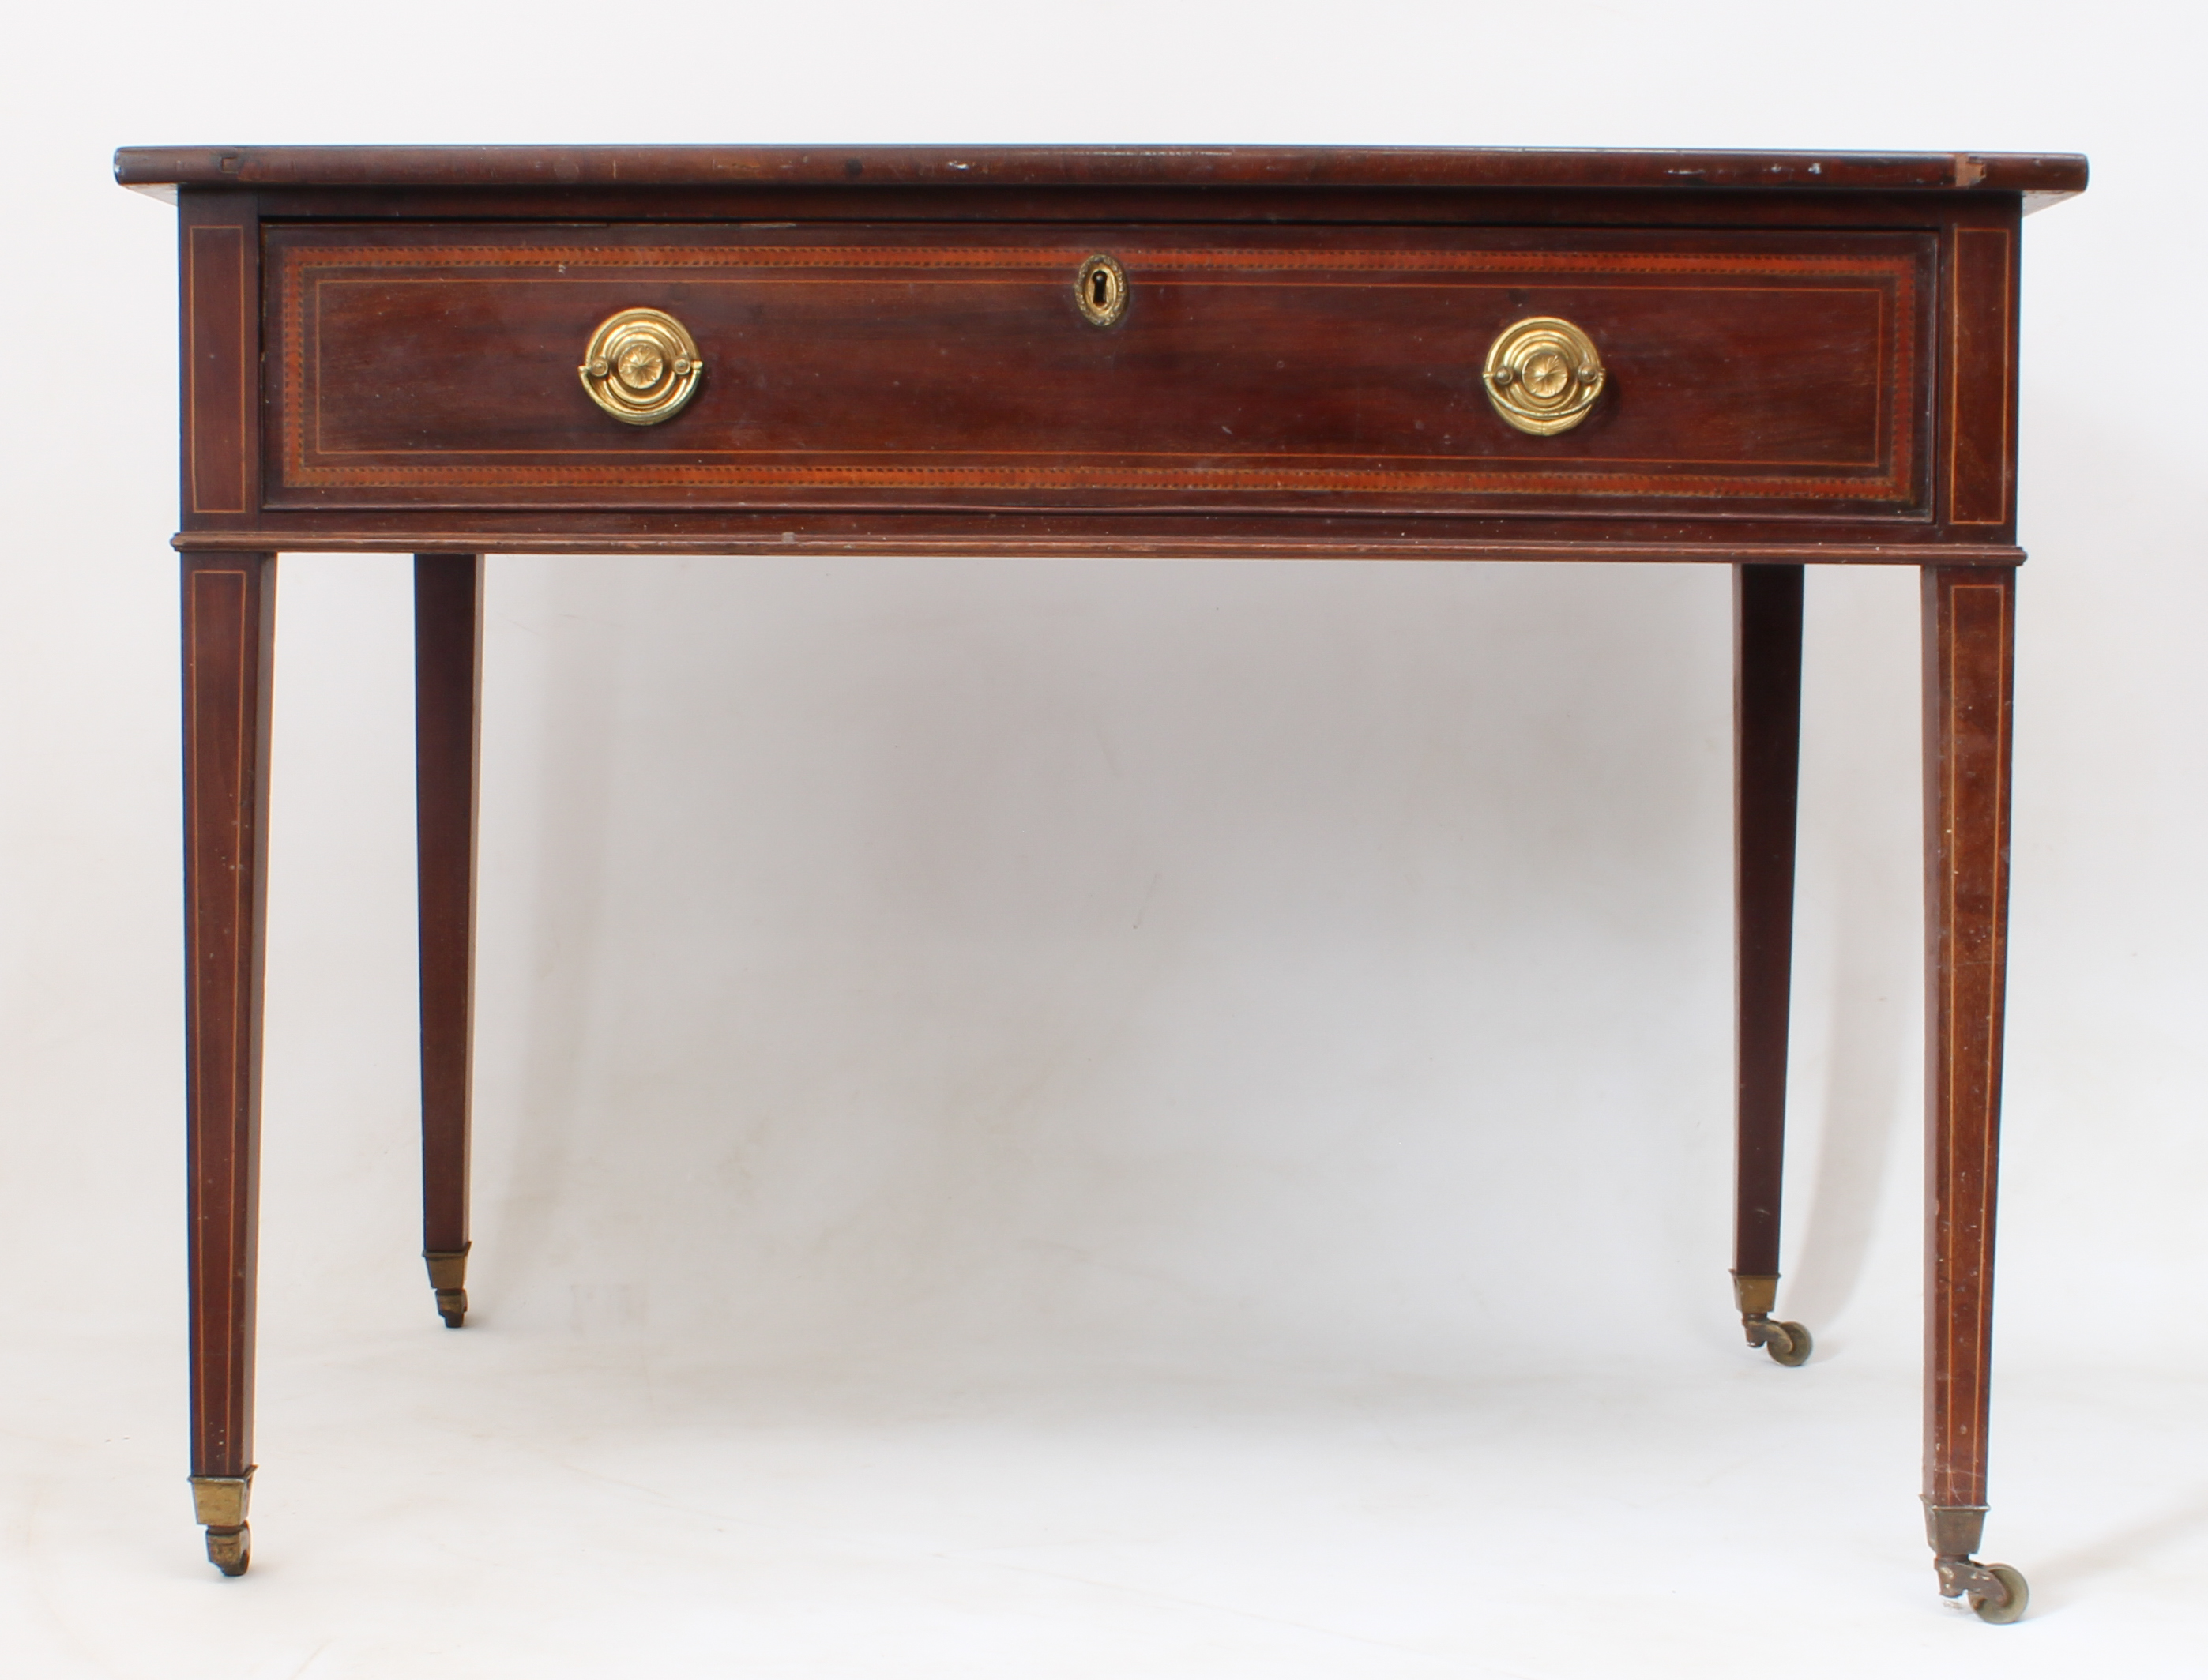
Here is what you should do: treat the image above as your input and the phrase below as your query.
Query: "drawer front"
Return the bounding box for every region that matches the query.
[265,224,1932,517]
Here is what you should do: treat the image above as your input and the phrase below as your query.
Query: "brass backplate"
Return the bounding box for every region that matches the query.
[1075,254,1128,327]
[1484,316,1605,435]
[579,307,705,426]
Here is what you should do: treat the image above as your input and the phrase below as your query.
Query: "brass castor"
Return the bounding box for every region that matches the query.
[425,1247,470,1329]
[205,1523,250,1577]
[1928,1505,2027,1623]
[1731,1276,1811,1367]
[1935,1556,2029,1622]
[191,1472,253,1577]
[1967,1563,2029,1624]
[1743,1314,1813,1367]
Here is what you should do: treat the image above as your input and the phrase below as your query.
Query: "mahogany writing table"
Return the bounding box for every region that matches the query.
[116,143,2085,1613]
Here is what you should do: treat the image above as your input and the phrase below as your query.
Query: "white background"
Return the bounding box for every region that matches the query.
[3,2,2204,1674]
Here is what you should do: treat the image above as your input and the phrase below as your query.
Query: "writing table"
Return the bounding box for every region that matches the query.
[115,143,2085,1614]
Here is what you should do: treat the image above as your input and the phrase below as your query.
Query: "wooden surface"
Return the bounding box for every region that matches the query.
[182,551,276,1483]
[413,556,482,1292]
[1733,565,1804,1284]
[267,224,1929,517]
[115,144,2088,202]
[141,145,2037,562]
[1922,566,2018,1515]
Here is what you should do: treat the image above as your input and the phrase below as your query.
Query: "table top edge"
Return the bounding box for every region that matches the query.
[113,145,2089,201]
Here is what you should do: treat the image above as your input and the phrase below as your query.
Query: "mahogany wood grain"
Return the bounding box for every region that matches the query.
[414,555,482,1305]
[115,144,2088,201]
[182,551,276,1482]
[179,196,258,519]
[231,186,2039,234]
[1921,566,2017,1513]
[173,522,2030,565]
[1734,564,1804,1284]
[1946,227,2019,528]
[151,153,2031,554]
[264,224,1928,519]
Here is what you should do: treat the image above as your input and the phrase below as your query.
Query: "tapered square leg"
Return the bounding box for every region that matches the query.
[182,552,276,1576]
[416,554,483,1328]
[1732,563,1811,1367]
[1920,565,2027,1622]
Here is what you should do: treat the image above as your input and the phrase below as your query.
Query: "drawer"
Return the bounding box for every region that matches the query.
[264,224,1933,517]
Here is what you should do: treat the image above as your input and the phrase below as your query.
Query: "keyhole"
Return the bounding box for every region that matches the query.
[1077,255,1127,325]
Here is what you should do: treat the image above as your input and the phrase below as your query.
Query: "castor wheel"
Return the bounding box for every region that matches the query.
[1763,1320,1812,1367]
[205,1523,251,1577]
[1743,1313,1813,1366]
[1969,1563,2029,1624]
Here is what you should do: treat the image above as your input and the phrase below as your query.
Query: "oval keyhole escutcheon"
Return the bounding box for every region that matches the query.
[1075,254,1128,327]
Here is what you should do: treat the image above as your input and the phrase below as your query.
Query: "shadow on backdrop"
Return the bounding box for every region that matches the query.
[483,558,626,1324]
[476,557,1734,1370]
[1775,567,1919,1347]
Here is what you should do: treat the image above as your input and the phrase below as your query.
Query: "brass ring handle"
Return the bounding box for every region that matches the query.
[579,307,704,426]
[1483,317,1604,435]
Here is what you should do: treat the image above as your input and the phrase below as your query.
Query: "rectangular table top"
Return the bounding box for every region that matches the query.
[115,144,2089,208]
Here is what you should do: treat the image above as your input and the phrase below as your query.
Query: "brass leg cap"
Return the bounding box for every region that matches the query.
[425,1246,472,1328]
[1731,1272,1780,1317]
[205,1523,251,1577]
